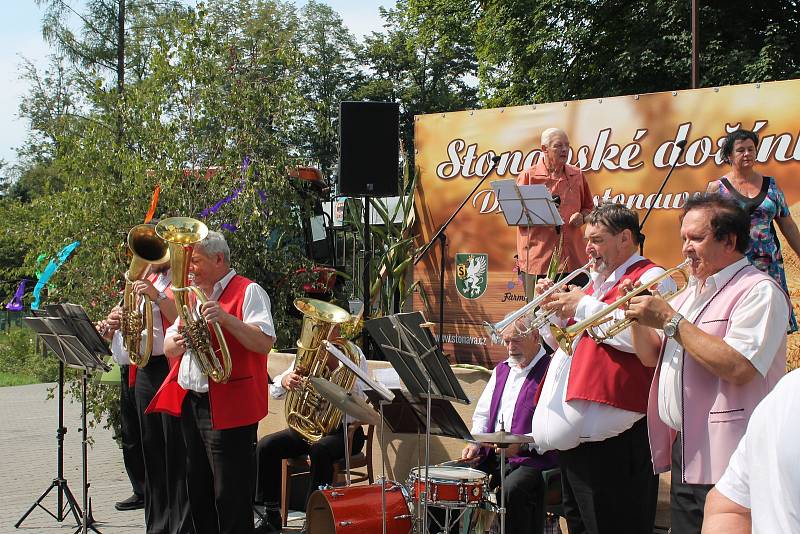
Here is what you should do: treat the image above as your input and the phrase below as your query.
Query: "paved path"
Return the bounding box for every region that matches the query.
[1,382,144,533]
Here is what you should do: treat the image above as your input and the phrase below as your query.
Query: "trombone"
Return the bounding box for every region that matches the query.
[483,259,594,341]
[550,258,692,355]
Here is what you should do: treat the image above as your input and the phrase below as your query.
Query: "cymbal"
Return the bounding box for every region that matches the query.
[310,377,382,426]
[470,431,536,445]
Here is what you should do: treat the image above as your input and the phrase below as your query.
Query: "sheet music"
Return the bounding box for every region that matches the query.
[491,180,564,227]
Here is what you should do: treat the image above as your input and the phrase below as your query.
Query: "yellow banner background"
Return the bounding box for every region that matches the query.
[413,79,800,367]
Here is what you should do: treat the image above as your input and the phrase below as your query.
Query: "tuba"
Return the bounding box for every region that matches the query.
[285,298,361,442]
[121,224,170,367]
[155,217,232,383]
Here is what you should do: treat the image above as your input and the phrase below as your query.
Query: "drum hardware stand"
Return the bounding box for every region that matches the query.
[496,419,509,534]
[15,358,82,529]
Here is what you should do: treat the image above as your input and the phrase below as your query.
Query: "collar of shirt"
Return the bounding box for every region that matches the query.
[590,253,645,298]
[503,345,547,375]
[154,271,172,291]
[207,269,237,300]
[688,257,749,298]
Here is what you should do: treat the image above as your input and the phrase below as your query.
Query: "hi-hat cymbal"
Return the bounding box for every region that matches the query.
[470,431,536,445]
[310,377,382,426]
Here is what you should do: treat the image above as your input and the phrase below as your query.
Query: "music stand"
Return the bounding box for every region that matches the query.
[492,180,562,300]
[365,312,471,534]
[15,308,82,530]
[21,304,110,534]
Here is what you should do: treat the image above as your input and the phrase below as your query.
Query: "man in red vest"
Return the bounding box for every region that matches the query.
[152,230,276,534]
[100,235,192,534]
[532,203,672,534]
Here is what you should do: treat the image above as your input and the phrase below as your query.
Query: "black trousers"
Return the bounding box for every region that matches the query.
[182,392,258,534]
[475,454,545,533]
[120,364,146,497]
[135,357,193,534]
[559,418,658,534]
[670,432,713,534]
[255,425,366,509]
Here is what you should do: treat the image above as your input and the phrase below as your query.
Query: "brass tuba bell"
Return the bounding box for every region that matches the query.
[285,298,361,442]
[121,224,170,367]
[155,217,232,383]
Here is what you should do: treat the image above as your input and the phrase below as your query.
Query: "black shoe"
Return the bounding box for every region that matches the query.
[254,521,280,534]
[114,493,144,511]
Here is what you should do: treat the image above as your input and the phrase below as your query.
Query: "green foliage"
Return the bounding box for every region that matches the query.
[0,328,59,384]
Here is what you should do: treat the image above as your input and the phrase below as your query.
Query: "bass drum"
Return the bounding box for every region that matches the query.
[306,482,413,534]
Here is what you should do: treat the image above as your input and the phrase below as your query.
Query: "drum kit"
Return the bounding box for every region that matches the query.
[306,378,537,534]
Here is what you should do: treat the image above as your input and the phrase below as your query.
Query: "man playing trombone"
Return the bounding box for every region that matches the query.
[531,203,673,534]
[624,194,789,534]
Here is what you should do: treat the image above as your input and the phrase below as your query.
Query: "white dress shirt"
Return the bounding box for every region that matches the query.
[272,341,369,425]
[111,271,172,365]
[533,254,673,452]
[471,347,547,434]
[657,257,789,430]
[165,269,276,393]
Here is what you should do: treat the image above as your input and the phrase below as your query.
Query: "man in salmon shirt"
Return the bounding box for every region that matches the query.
[626,194,789,534]
[516,128,594,301]
[153,231,276,534]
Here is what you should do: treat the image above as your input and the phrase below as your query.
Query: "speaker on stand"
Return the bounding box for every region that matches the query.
[338,101,400,356]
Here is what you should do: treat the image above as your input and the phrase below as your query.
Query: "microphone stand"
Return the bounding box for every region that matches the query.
[414,155,501,350]
[638,140,687,256]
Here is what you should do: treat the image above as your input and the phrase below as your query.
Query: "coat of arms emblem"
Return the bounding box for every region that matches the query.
[455,253,488,299]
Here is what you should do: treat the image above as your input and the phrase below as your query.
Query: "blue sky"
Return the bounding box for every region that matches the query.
[0,1,388,168]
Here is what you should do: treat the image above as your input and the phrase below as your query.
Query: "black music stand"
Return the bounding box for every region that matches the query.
[15,308,82,530]
[492,180,563,302]
[365,312,471,534]
[21,304,110,534]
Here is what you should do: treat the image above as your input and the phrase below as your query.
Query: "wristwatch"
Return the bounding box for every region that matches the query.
[663,313,684,339]
[155,291,167,303]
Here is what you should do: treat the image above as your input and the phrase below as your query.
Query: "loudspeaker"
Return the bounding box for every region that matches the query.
[338,101,400,197]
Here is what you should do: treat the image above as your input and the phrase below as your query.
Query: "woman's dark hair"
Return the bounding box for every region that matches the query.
[682,193,750,253]
[585,202,643,244]
[721,129,759,164]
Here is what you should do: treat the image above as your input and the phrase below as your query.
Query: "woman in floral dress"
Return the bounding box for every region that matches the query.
[707,129,800,332]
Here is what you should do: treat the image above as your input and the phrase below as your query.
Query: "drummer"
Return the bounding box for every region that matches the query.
[254,324,369,534]
[461,316,557,532]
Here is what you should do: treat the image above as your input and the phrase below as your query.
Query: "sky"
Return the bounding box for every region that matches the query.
[0,0,388,169]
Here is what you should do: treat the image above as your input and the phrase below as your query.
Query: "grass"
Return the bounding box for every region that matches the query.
[0,371,39,387]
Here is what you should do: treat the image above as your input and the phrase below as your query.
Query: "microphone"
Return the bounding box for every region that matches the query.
[491,155,501,165]
[676,139,688,149]
[552,194,561,208]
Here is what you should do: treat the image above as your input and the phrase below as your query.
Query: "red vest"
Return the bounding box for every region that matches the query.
[129,273,175,387]
[146,274,269,430]
[565,259,657,413]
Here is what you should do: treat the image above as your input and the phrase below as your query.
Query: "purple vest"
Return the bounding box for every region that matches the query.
[647,264,788,484]
[486,356,558,469]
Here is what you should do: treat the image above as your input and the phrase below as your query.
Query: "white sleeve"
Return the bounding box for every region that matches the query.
[270,360,295,399]
[110,330,130,365]
[723,281,790,376]
[715,434,751,509]
[471,369,498,434]
[242,283,277,341]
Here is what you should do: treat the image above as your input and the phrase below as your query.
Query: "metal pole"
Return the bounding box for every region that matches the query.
[691,0,699,88]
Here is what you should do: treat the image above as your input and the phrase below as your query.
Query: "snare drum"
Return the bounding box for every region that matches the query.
[306,481,413,534]
[407,466,488,506]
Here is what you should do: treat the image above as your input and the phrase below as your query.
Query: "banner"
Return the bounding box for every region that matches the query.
[413,78,800,367]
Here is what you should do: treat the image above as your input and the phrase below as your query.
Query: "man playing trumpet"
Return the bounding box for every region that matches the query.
[532,203,673,534]
[624,194,789,534]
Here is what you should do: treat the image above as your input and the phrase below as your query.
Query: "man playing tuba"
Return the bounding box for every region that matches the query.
[149,230,276,534]
[254,321,368,534]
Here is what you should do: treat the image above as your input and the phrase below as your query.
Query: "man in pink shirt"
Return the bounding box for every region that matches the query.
[626,194,789,534]
[516,128,594,301]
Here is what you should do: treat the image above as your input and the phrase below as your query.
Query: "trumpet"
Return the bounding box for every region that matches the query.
[483,259,593,341]
[550,258,692,355]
